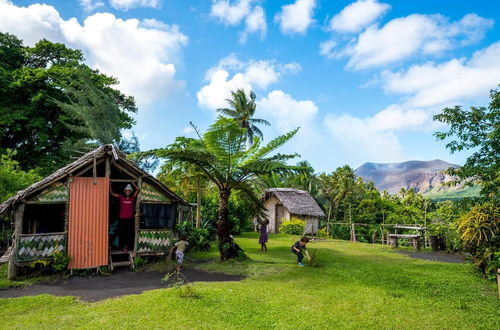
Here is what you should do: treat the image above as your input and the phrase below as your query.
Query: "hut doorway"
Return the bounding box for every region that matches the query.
[275,204,285,232]
[109,180,138,253]
[68,177,110,269]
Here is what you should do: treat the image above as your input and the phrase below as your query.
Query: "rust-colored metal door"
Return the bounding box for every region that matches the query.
[68,177,109,269]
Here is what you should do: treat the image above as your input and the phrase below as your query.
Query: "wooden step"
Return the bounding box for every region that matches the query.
[112,261,133,267]
[109,251,135,272]
[110,250,130,256]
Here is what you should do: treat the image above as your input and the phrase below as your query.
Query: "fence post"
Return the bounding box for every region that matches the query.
[497,269,500,299]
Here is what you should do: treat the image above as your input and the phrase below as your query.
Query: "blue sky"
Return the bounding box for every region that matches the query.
[1,0,499,172]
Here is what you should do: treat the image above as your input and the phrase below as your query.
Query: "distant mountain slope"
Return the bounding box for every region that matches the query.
[355,160,462,195]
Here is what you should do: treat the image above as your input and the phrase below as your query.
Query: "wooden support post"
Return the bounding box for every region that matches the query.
[134,177,142,253]
[105,156,111,178]
[64,176,71,233]
[8,204,25,279]
[497,269,500,299]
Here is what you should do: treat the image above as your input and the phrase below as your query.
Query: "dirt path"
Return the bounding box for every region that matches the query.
[399,250,466,263]
[0,268,242,302]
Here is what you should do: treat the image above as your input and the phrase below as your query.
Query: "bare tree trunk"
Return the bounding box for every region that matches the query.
[196,176,201,229]
[217,188,243,261]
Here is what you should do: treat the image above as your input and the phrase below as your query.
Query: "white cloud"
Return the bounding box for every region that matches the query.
[324,113,403,162]
[381,41,500,107]
[258,90,318,133]
[322,13,493,69]
[325,41,500,163]
[319,40,337,59]
[79,0,104,12]
[197,54,301,111]
[324,105,431,162]
[210,0,253,25]
[274,0,316,35]
[240,6,266,43]
[329,0,390,33]
[181,126,195,134]
[210,0,266,43]
[0,1,188,105]
[109,0,160,11]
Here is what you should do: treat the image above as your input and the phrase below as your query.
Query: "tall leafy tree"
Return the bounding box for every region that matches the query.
[433,87,499,198]
[0,150,41,203]
[217,89,270,145]
[152,118,298,260]
[0,33,136,174]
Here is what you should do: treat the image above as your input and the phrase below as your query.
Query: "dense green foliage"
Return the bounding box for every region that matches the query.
[175,221,211,252]
[0,150,41,203]
[0,33,136,174]
[457,202,500,278]
[1,234,498,328]
[433,87,499,198]
[200,192,255,235]
[279,218,305,235]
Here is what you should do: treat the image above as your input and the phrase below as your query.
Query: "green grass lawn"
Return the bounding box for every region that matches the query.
[0,233,498,329]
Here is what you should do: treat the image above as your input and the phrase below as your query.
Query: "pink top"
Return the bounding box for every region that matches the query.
[118,194,136,219]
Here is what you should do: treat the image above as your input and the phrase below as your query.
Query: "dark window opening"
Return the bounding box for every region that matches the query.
[23,204,66,234]
[140,204,177,229]
[78,162,106,177]
[110,164,137,180]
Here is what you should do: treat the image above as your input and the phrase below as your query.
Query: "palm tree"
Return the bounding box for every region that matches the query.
[153,118,298,260]
[217,89,270,145]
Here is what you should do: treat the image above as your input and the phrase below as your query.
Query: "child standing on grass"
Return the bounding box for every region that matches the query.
[170,235,189,272]
[292,237,310,266]
[259,219,269,252]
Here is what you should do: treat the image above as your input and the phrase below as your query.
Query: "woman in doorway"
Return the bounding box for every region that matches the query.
[110,182,139,253]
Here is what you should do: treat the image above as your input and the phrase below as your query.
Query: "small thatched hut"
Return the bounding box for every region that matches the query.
[261,188,325,234]
[0,145,190,278]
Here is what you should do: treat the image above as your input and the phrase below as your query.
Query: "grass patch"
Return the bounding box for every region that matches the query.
[0,263,54,290]
[0,232,498,329]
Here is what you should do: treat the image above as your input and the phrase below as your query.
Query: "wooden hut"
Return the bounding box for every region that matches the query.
[0,145,190,278]
[261,188,325,234]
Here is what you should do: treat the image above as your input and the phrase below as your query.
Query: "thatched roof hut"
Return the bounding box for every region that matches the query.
[0,144,189,279]
[261,188,324,234]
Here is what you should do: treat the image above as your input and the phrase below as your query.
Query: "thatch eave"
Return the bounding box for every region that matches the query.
[263,188,325,218]
[0,144,188,217]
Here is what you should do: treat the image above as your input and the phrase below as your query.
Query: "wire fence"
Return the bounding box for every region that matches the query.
[326,222,427,247]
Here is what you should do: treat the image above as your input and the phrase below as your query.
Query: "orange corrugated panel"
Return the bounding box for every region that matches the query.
[68,177,109,269]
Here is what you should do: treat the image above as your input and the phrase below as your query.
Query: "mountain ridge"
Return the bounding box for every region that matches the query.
[355,159,461,195]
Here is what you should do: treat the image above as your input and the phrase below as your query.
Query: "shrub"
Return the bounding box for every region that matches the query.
[307,249,321,268]
[458,203,499,247]
[457,202,500,277]
[330,225,351,240]
[175,221,211,251]
[317,228,328,238]
[280,218,305,235]
[176,285,201,299]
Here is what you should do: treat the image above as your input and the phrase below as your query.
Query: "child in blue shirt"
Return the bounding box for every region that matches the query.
[291,237,310,266]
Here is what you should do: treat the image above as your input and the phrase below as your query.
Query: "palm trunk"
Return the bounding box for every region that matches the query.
[217,188,243,261]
